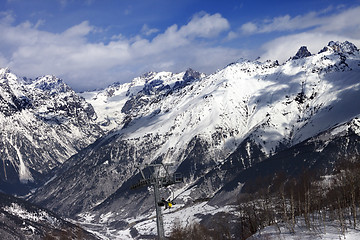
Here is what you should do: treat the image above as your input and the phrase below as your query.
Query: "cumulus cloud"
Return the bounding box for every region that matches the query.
[240,11,323,35]
[178,12,230,38]
[240,22,258,34]
[0,12,240,91]
[240,6,360,36]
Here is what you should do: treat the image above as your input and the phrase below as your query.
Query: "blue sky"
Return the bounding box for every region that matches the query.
[1,0,360,91]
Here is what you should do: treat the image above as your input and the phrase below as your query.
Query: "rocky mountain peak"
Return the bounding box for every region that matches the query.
[183,68,202,82]
[292,46,312,60]
[329,40,359,53]
[32,75,71,94]
[319,40,359,54]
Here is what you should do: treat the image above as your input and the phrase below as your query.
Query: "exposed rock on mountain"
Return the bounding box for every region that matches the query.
[319,40,359,54]
[0,69,103,194]
[292,46,312,59]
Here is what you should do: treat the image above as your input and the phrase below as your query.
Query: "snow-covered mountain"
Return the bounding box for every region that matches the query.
[79,68,205,131]
[29,41,360,238]
[0,69,103,194]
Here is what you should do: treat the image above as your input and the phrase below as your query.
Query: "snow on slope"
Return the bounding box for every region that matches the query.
[79,82,130,131]
[78,200,234,240]
[80,71,195,131]
[82,41,360,166]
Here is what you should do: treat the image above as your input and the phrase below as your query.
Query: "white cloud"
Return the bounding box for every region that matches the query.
[4,5,358,92]
[0,53,7,67]
[260,12,320,33]
[62,20,94,38]
[178,12,230,38]
[226,31,238,41]
[240,22,258,34]
[141,24,159,36]
[34,19,45,29]
[240,12,321,34]
[315,6,360,37]
[240,6,360,35]
[0,11,15,24]
[0,12,239,91]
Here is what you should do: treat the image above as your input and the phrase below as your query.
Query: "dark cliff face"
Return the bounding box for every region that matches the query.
[292,46,312,60]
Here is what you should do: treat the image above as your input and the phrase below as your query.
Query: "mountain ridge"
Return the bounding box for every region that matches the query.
[0,69,103,194]
[27,41,360,239]
[1,40,359,239]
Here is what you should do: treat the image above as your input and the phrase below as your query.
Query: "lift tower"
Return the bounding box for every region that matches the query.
[131,163,183,240]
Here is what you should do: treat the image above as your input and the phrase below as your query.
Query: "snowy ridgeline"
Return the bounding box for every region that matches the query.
[81,40,360,164]
[3,203,59,224]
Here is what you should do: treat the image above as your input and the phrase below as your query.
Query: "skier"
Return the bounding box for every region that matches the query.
[167,199,173,208]
[158,198,175,209]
